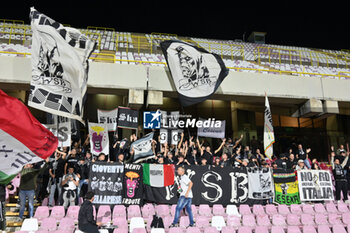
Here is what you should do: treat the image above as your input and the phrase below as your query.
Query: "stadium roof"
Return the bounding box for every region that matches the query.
[1,3,348,51]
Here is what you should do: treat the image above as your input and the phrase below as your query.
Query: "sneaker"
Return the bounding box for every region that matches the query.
[345,200,350,204]
[189,223,196,227]
[16,217,23,222]
[169,223,179,228]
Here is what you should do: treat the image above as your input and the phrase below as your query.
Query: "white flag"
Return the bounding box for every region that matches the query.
[88,122,109,156]
[264,94,275,159]
[97,108,118,131]
[28,7,96,124]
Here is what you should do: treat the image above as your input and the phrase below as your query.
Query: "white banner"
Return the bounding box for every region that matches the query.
[97,108,118,131]
[264,94,275,159]
[159,129,168,144]
[28,7,96,124]
[197,119,225,139]
[247,168,273,199]
[44,121,71,148]
[297,170,334,201]
[88,122,109,156]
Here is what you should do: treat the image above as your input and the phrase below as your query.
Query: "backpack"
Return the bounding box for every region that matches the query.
[150,214,164,228]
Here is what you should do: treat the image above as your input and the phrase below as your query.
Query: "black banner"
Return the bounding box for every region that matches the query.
[117,107,138,129]
[144,165,267,206]
[122,163,144,205]
[88,162,124,205]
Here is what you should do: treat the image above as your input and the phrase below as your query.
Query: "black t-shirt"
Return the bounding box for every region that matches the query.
[66,155,80,171]
[201,151,213,165]
[49,157,66,179]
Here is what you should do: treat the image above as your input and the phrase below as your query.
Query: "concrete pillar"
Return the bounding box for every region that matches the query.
[291,98,323,118]
[128,89,144,109]
[146,90,163,107]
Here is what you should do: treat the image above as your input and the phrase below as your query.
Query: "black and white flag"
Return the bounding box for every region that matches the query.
[131,132,155,163]
[160,40,229,107]
[28,7,96,124]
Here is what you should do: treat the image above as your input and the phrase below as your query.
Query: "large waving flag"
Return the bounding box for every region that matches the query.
[160,40,229,107]
[131,132,155,163]
[264,94,275,159]
[143,164,175,187]
[28,7,96,124]
[0,90,58,184]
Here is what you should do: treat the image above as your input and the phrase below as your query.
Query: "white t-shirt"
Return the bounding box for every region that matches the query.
[63,173,79,190]
[179,174,193,198]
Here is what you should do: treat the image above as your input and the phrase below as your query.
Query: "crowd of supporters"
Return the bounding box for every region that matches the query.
[5,132,350,224]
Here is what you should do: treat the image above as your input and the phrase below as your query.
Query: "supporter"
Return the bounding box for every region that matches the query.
[288,153,297,169]
[84,151,95,166]
[48,149,67,206]
[275,154,289,169]
[78,191,103,233]
[18,158,49,221]
[165,151,175,164]
[331,151,349,203]
[296,144,311,169]
[197,138,213,165]
[0,183,14,230]
[311,158,320,170]
[234,146,246,167]
[97,153,106,162]
[61,166,79,209]
[157,155,165,164]
[213,157,221,167]
[116,153,125,164]
[254,148,266,165]
[200,157,208,166]
[295,159,308,170]
[64,148,80,174]
[220,153,232,167]
[76,157,89,200]
[271,162,278,169]
[176,154,190,166]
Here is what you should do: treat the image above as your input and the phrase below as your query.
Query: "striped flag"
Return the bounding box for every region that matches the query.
[264,93,275,159]
[0,90,58,184]
[143,164,175,187]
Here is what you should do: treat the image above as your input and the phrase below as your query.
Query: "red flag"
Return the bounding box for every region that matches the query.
[0,89,58,183]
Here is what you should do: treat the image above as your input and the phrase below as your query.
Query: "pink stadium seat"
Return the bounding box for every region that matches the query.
[39,217,57,231]
[113,205,127,218]
[97,205,111,223]
[254,226,269,233]
[277,204,290,215]
[252,205,265,216]
[203,227,219,233]
[337,202,349,213]
[35,231,49,233]
[66,205,80,221]
[328,213,342,225]
[198,204,212,217]
[237,226,252,233]
[57,217,75,232]
[332,224,347,233]
[162,215,173,229]
[342,212,350,225]
[286,214,301,226]
[132,228,147,233]
[221,226,236,233]
[128,205,141,219]
[41,197,49,206]
[196,216,210,228]
[54,230,72,233]
[272,214,286,226]
[113,227,129,233]
[168,227,184,233]
[271,226,284,233]
[239,204,251,215]
[302,226,317,233]
[242,214,256,227]
[212,204,226,216]
[34,206,50,221]
[301,204,314,214]
[157,204,170,217]
[50,206,65,220]
[256,214,271,227]
[315,213,328,225]
[186,227,201,233]
[325,202,338,214]
[287,226,301,233]
[226,215,241,227]
[300,213,314,225]
[265,204,277,216]
[179,216,190,228]
[142,203,155,218]
[314,203,326,214]
[112,216,128,229]
[290,204,302,214]
[317,225,332,233]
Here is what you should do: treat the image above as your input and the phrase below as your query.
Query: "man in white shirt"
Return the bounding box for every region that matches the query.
[61,166,79,209]
[170,166,195,228]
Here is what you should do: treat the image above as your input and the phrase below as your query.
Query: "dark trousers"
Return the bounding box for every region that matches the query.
[79,222,99,233]
[335,180,348,201]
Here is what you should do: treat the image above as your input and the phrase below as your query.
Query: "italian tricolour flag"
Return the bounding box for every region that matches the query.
[0,90,58,184]
[143,164,175,187]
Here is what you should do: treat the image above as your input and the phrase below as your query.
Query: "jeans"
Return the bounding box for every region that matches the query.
[19,189,35,219]
[304,159,311,169]
[172,196,194,225]
[48,177,62,206]
[77,179,89,200]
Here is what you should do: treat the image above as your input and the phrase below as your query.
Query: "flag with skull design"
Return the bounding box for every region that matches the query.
[160,40,229,107]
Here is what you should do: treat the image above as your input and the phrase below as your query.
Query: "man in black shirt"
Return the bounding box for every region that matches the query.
[48,149,67,206]
[64,148,80,175]
[78,191,102,233]
[76,157,89,200]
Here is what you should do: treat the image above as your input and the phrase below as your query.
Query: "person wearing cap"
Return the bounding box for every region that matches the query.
[295,159,308,170]
[78,191,103,233]
[61,166,79,209]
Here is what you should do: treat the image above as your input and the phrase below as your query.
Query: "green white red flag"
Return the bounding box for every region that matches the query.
[143,164,175,187]
[0,90,58,184]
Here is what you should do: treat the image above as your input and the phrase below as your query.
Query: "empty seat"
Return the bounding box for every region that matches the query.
[314,203,326,214]
[226,205,241,217]
[277,204,290,215]
[112,216,128,229]
[342,212,350,224]
[66,206,80,221]
[211,216,226,231]
[242,215,256,227]
[129,217,145,233]
[57,217,75,232]
[132,228,147,233]
[271,226,284,233]
[186,227,201,233]
[272,214,286,226]
[212,204,226,216]
[113,205,126,218]
[317,225,332,233]
[150,229,166,233]
[256,214,271,227]
[302,225,317,233]
[203,227,219,233]
[179,216,190,228]
[156,204,170,217]
[328,213,342,225]
[287,226,301,233]
[337,202,349,213]
[286,214,301,226]
[20,218,39,232]
[239,205,251,215]
[97,205,112,223]
[290,204,302,214]
[332,224,347,233]
[198,204,212,217]
[128,205,142,219]
[315,213,328,225]
[301,204,314,214]
[50,206,65,220]
[39,217,57,231]
[325,202,338,214]
[221,226,236,233]
[252,205,265,216]
[196,215,210,228]
[237,226,252,233]
[168,227,184,233]
[226,215,241,227]
[255,226,268,233]
[34,206,50,221]
[265,204,277,216]
[142,203,156,218]
[300,213,314,225]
